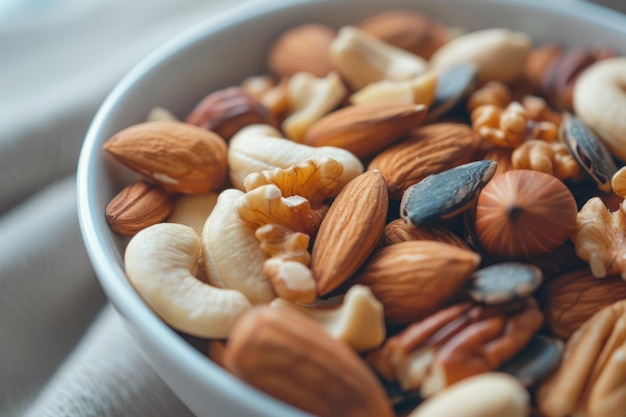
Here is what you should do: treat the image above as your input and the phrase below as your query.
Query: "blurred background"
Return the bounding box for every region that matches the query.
[0,0,624,416]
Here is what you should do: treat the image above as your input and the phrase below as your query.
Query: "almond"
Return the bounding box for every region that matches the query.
[368,123,481,199]
[303,102,427,159]
[186,87,278,140]
[382,218,469,249]
[354,241,481,323]
[538,268,626,339]
[311,170,388,295]
[223,306,394,417]
[104,121,228,194]
[267,23,336,78]
[357,10,449,59]
[106,180,173,235]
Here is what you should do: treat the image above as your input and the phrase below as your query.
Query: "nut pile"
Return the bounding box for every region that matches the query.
[102,10,626,417]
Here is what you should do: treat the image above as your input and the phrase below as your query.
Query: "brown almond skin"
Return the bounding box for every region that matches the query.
[104,121,228,194]
[355,241,481,323]
[223,306,394,417]
[267,24,336,78]
[105,180,173,235]
[303,102,427,159]
[369,123,481,199]
[382,219,469,249]
[538,268,626,340]
[357,10,449,59]
[186,87,279,140]
[311,170,388,295]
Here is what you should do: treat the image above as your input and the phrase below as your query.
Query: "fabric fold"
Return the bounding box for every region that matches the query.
[21,305,195,417]
[0,175,105,416]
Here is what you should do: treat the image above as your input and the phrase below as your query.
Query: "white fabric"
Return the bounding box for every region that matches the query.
[0,0,247,416]
[0,1,623,417]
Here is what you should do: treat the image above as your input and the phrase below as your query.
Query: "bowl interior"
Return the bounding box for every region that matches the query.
[77,0,626,416]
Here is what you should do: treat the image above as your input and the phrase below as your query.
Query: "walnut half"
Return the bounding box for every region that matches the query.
[572,197,626,279]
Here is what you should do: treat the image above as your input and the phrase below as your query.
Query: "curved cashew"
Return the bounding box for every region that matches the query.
[124,223,251,338]
[430,28,531,84]
[228,124,363,193]
[283,71,347,142]
[349,71,437,107]
[167,192,218,236]
[146,106,178,122]
[202,189,276,304]
[270,285,385,351]
[241,75,290,118]
[573,57,626,161]
[330,26,429,90]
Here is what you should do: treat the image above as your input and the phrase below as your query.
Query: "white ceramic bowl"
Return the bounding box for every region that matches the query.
[77,1,626,416]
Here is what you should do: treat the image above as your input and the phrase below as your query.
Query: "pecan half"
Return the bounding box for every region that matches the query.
[537,300,626,417]
[367,299,543,397]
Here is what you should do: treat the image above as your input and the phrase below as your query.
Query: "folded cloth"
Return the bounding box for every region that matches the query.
[21,305,195,417]
[0,175,105,416]
[0,0,247,416]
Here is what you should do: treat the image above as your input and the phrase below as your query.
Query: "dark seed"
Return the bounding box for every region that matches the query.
[426,62,478,121]
[400,160,497,227]
[382,380,423,413]
[560,112,616,192]
[468,263,543,305]
[499,335,564,387]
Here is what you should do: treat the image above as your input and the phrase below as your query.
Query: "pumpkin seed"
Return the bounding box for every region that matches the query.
[467,262,543,304]
[400,160,497,227]
[500,335,564,387]
[426,62,478,121]
[560,112,616,192]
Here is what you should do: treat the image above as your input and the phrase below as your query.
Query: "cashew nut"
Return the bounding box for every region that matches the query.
[202,189,276,304]
[283,71,347,142]
[124,222,251,338]
[430,28,531,84]
[167,192,218,236]
[146,106,178,122]
[241,75,290,118]
[270,285,385,351]
[330,26,429,90]
[228,124,363,193]
[349,71,437,107]
[573,57,626,161]
[409,373,529,417]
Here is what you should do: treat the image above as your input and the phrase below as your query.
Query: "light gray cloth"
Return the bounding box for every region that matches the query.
[0,0,247,416]
[1,1,624,417]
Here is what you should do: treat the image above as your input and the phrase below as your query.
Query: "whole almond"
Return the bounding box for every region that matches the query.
[104,121,228,194]
[106,180,173,235]
[186,87,278,140]
[311,170,388,295]
[267,23,336,78]
[223,306,394,417]
[355,241,481,323]
[369,123,481,198]
[538,268,626,339]
[382,218,469,249]
[357,10,449,59]
[303,102,427,159]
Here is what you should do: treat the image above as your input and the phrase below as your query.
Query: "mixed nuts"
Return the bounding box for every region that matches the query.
[101,9,626,417]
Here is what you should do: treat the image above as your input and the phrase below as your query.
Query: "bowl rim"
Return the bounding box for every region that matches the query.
[77,0,626,415]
